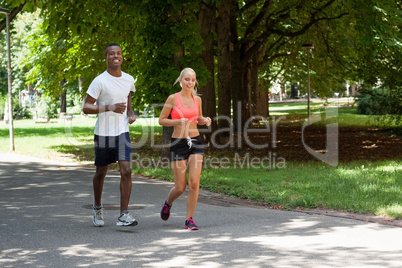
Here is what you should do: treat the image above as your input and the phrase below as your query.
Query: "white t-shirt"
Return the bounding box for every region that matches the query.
[87,70,136,136]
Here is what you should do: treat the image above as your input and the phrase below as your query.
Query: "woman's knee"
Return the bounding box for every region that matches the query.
[174,183,186,195]
[188,178,200,192]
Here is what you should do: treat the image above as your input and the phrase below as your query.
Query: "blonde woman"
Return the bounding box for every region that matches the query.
[158,67,211,230]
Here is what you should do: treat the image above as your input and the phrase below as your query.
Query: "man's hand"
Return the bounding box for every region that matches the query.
[128,113,136,124]
[110,102,127,114]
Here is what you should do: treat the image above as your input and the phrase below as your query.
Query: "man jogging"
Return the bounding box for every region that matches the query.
[83,43,137,227]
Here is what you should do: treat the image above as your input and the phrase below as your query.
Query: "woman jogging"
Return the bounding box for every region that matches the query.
[158,67,211,230]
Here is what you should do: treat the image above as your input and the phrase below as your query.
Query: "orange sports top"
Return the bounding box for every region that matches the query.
[171,93,199,123]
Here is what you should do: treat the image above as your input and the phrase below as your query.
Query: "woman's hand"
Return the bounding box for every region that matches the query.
[179,118,188,125]
[199,116,211,126]
[205,117,212,126]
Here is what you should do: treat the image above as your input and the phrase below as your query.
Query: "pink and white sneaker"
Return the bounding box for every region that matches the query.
[185,217,199,230]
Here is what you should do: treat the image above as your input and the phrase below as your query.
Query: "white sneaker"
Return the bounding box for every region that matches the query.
[92,206,104,227]
[116,212,138,226]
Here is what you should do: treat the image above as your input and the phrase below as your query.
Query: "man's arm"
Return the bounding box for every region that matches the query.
[127,92,136,124]
[82,94,127,114]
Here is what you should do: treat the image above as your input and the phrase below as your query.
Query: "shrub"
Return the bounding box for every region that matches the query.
[355,87,402,128]
[13,103,32,119]
[355,88,389,115]
[36,96,58,119]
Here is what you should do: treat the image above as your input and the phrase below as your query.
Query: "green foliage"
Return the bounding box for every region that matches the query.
[267,0,401,100]
[1,0,401,119]
[355,87,402,127]
[19,0,209,112]
[350,0,402,89]
[355,88,391,115]
[0,93,5,117]
[13,102,31,119]
[128,0,208,108]
[35,96,58,119]
[355,87,402,116]
[0,63,7,96]
[0,8,43,113]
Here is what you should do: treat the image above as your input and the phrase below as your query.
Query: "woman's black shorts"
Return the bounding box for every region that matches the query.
[94,132,132,166]
[170,135,204,162]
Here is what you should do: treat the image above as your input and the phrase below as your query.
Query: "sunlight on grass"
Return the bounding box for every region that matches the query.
[1,108,400,220]
[376,204,402,219]
[198,161,402,219]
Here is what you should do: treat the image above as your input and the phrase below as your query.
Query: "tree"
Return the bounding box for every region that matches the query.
[23,0,212,157]
[221,0,352,132]
[0,7,42,104]
[2,0,400,133]
[127,0,210,157]
[0,1,26,33]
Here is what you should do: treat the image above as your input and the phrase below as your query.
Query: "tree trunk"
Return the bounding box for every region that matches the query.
[247,64,252,118]
[60,91,67,113]
[160,46,183,159]
[256,89,268,118]
[198,1,217,143]
[231,44,248,135]
[216,0,232,130]
[78,77,85,93]
[229,2,249,135]
[250,56,258,118]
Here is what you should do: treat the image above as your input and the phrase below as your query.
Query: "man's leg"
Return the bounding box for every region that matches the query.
[93,165,108,207]
[118,160,132,214]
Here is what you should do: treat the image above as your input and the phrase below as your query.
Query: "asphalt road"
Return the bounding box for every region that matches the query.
[0,153,401,267]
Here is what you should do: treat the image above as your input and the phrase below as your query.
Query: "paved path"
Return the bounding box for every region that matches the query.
[0,153,401,267]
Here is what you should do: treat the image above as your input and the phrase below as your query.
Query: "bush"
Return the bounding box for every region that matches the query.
[13,103,32,119]
[355,88,389,115]
[0,94,5,118]
[355,87,402,128]
[36,96,59,119]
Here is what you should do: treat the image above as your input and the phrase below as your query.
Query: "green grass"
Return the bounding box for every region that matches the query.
[1,107,401,219]
[0,117,162,162]
[200,161,402,218]
[133,159,402,219]
[270,103,398,128]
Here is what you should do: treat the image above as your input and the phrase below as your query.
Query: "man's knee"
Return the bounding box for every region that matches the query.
[120,166,132,180]
[94,166,108,179]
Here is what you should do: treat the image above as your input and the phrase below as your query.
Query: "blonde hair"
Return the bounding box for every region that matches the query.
[173,67,199,96]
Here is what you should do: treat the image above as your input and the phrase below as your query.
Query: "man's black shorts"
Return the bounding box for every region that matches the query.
[170,135,204,162]
[94,132,132,166]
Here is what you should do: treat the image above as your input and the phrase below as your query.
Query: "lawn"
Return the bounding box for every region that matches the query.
[1,104,401,219]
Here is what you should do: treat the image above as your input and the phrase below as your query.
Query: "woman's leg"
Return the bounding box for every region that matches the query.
[167,160,188,205]
[186,154,203,219]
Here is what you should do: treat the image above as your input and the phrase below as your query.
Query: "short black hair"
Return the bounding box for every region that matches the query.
[104,43,121,57]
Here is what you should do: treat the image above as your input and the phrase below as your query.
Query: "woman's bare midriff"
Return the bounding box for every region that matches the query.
[172,122,199,138]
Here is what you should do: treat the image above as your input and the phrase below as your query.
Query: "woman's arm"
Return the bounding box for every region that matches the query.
[196,97,211,126]
[158,94,186,126]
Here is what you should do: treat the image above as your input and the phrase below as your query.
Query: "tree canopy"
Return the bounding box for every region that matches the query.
[1,0,400,128]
